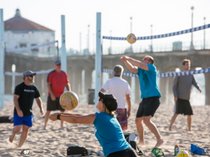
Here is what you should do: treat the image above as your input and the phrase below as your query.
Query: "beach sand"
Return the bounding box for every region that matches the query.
[0,97,209,157]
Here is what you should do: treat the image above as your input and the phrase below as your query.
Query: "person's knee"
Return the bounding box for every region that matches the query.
[22,126,29,133]
[187,115,192,120]
[143,116,151,124]
[13,127,21,133]
[135,117,143,125]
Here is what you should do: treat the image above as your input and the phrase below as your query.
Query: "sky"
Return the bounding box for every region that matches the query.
[1,0,210,53]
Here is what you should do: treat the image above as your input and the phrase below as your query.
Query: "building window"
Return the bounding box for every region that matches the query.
[31,43,39,52]
[19,43,27,48]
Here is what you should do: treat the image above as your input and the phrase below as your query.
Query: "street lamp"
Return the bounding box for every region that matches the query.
[130,16,133,33]
[55,40,59,57]
[150,24,153,53]
[79,32,82,54]
[87,24,90,54]
[129,16,133,53]
[108,30,112,54]
[203,17,206,49]
[190,6,194,51]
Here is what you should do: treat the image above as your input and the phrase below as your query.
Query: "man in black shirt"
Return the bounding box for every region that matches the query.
[9,70,44,147]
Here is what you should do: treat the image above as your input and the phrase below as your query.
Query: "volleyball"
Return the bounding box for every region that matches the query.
[176,150,190,157]
[126,33,137,44]
[59,91,79,110]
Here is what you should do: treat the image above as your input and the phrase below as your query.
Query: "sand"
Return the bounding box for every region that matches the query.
[0,96,209,157]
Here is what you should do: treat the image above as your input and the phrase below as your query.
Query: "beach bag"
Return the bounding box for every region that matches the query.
[151,147,165,157]
[0,116,13,123]
[190,144,207,155]
[67,146,88,156]
[124,132,144,156]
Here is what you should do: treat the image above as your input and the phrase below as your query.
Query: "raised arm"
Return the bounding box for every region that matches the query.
[120,55,148,73]
[120,56,138,73]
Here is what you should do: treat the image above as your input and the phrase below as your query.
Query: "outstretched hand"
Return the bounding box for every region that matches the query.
[49,113,60,121]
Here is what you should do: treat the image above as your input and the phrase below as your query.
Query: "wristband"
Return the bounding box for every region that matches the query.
[57,114,61,120]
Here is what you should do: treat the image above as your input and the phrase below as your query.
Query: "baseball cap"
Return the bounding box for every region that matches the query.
[98,91,117,112]
[23,70,36,77]
[54,59,61,65]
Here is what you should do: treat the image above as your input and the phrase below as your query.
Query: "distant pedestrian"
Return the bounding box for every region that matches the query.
[9,70,44,147]
[169,59,201,131]
[121,55,163,148]
[101,65,131,131]
[44,59,71,129]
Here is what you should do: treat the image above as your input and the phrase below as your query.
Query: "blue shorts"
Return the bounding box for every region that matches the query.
[13,114,33,127]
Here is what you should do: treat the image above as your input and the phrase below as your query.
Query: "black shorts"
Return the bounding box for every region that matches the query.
[175,98,193,115]
[47,96,65,111]
[107,148,138,157]
[136,97,160,118]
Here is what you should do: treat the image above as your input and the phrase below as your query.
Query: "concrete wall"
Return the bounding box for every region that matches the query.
[4,50,210,105]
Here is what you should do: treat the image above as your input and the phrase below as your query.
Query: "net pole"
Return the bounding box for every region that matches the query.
[61,15,67,72]
[94,12,102,105]
[0,9,5,107]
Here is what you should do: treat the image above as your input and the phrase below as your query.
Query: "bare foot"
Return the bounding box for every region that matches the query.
[139,140,144,146]
[9,135,13,143]
[169,125,172,131]
[155,139,164,148]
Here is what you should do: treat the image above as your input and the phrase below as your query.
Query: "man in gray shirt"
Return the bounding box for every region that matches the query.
[169,59,201,131]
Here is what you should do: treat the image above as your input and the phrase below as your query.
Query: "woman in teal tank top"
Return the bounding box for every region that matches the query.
[49,91,137,157]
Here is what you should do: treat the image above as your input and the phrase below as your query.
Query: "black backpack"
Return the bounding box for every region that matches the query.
[124,133,144,156]
[0,116,13,123]
[67,146,89,156]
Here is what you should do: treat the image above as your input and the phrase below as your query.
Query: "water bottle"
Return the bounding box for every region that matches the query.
[174,144,179,156]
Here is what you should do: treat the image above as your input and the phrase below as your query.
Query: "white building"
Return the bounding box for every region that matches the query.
[4,9,56,56]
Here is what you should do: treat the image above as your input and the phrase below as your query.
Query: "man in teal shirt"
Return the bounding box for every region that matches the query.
[121,55,163,148]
